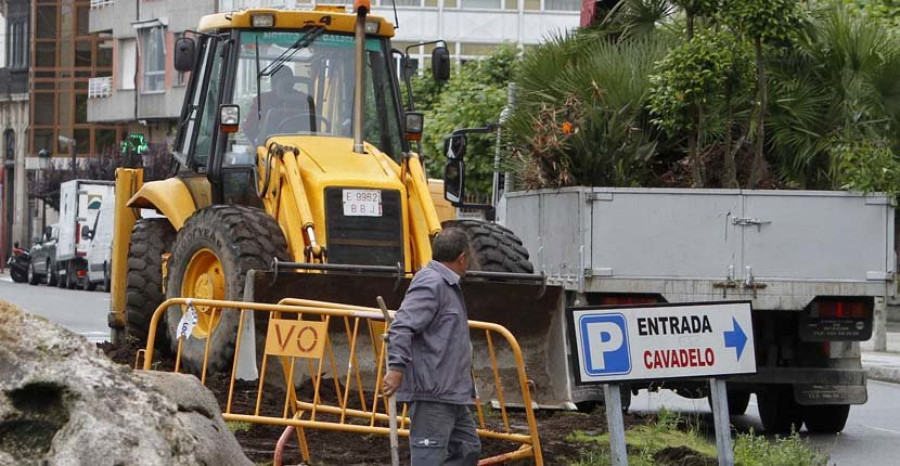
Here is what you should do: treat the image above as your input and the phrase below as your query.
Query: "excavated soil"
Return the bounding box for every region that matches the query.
[99,341,647,465]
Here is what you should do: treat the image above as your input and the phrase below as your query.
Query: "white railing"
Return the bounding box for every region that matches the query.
[90,0,114,9]
[88,76,113,99]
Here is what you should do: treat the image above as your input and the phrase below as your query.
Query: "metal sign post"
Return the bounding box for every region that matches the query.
[709,378,735,466]
[603,383,628,466]
[569,302,755,466]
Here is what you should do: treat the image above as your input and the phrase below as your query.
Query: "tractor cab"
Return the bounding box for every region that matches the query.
[168,8,447,206]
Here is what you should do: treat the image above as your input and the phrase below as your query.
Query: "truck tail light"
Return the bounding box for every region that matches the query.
[812,300,869,319]
[76,223,81,244]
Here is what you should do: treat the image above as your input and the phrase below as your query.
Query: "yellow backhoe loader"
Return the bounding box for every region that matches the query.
[108,3,570,408]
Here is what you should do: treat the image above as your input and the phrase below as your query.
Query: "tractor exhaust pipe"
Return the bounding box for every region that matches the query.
[353,0,370,154]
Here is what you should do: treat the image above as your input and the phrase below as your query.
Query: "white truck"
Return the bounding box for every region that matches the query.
[56,180,115,290]
[500,187,895,434]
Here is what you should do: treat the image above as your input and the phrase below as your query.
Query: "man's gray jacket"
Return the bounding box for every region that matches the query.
[387,260,475,405]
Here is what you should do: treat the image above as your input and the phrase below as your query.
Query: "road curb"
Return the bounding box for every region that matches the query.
[864,363,900,384]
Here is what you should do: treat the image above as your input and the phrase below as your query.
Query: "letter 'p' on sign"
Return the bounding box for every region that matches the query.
[265,319,328,359]
[580,313,631,376]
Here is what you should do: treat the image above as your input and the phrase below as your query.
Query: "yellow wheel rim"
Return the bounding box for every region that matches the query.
[181,248,226,338]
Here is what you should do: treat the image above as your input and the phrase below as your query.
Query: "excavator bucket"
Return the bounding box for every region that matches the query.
[241,266,575,409]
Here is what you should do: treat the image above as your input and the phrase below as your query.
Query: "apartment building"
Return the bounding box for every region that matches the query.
[0,0,29,256]
[220,0,580,66]
[87,0,216,145]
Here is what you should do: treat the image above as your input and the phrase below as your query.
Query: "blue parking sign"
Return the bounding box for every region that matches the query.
[579,313,631,376]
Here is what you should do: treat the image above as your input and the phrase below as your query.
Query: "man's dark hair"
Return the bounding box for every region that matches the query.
[432,228,470,262]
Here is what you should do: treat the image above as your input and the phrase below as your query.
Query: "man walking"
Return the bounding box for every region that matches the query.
[382,228,481,465]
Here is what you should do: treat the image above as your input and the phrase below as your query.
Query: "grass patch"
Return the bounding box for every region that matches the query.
[567,408,828,466]
[225,421,253,434]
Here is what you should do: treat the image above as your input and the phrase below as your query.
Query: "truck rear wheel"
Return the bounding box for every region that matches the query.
[442,220,533,273]
[706,388,751,415]
[803,404,850,433]
[165,205,289,375]
[125,218,176,345]
[758,385,803,434]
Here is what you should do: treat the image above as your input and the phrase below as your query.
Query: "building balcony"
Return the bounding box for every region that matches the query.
[0,68,28,97]
[87,88,135,123]
[87,85,187,123]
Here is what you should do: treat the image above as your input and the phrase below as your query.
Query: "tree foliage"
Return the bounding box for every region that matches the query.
[500,0,900,196]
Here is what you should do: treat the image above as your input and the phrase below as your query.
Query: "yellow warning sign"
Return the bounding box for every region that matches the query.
[265,319,327,359]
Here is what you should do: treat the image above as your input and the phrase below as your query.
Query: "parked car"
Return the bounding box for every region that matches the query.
[84,192,115,291]
[28,224,59,286]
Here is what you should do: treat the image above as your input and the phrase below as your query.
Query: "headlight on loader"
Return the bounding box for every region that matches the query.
[219,104,240,134]
[251,14,275,28]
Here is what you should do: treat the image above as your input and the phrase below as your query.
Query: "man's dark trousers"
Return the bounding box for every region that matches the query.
[409,400,481,465]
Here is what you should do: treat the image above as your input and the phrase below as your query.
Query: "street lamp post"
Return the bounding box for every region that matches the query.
[38,148,50,234]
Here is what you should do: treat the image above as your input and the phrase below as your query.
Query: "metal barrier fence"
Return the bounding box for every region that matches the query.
[139,297,544,465]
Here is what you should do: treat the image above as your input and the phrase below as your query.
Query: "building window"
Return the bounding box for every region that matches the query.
[120,39,137,90]
[3,130,14,162]
[544,0,580,11]
[7,20,27,69]
[460,0,502,8]
[141,26,167,94]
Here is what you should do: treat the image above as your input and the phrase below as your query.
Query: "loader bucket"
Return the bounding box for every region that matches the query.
[242,268,575,409]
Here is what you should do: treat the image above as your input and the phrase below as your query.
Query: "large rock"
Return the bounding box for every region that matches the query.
[0,300,253,466]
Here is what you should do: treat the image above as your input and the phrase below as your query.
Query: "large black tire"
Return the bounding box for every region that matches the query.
[125,219,177,345]
[165,205,289,375]
[28,262,40,285]
[442,219,533,274]
[803,404,850,434]
[84,275,97,291]
[758,385,804,434]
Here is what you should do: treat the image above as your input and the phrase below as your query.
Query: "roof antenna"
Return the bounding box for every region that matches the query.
[391,0,400,29]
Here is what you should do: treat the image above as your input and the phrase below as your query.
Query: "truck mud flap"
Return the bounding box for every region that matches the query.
[242,268,573,409]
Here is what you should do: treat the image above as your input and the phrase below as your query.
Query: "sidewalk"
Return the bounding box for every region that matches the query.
[861,322,900,384]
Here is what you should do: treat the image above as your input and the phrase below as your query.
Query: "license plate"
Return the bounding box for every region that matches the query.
[342,189,382,217]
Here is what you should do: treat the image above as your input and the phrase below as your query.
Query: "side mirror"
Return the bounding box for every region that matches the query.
[444,158,465,205]
[443,134,467,160]
[44,226,53,240]
[432,46,450,82]
[174,37,196,73]
[219,104,240,134]
[404,112,424,141]
[81,226,93,240]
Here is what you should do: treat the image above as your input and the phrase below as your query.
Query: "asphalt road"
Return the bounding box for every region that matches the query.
[631,380,900,465]
[3,273,900,464]
[0,274,111,342]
